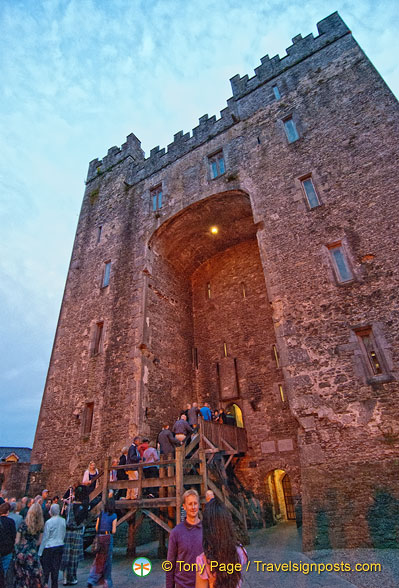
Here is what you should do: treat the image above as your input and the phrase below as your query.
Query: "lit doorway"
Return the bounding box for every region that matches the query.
[266,469,296,521]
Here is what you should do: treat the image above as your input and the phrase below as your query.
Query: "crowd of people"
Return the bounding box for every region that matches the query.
[0,400,240,587]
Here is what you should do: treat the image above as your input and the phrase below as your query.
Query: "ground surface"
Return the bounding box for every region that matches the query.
[73,522,396,587]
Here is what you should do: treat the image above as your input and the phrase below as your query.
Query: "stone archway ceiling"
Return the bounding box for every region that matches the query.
[149,191,257,277]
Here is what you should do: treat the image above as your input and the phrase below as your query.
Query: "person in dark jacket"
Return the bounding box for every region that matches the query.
[158,425,181,457]
[0,502,17,582]
[116,446,129,499]
[126,437,141,500]
[172,414,194,444]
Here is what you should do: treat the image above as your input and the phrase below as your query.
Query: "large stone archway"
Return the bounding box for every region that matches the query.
[141,191,300,504]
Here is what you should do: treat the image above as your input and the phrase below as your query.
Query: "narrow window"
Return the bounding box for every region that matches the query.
[279,384,285,403]
[223,342,228,357]
[97,226,102,244]
[151,185,163,211]
[207,282,211,299]
[328,242,353,283]
[272,344,280,368]
[192,347,199,369]
[102,261,111,287]
[93,322,104,355]
[272,85,281,100]
[208,151,225,179]
[82,402,94,437]
[356,328,384,376]
[241,282,246,299]
[283,116,299,143]
[301,176,320,209]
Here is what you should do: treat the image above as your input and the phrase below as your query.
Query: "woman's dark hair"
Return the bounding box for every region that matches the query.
[0,502,10,515]
[202,499,241,588]
[104,498,115,515]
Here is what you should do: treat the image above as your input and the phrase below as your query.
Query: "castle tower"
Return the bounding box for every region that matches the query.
[31,12,399,549]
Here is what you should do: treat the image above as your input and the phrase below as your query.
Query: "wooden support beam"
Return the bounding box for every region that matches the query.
[221,438,236,453]
[239,494,248,534]
[127,512,136,557]
[115,497,176,508]
[184,434,200,458]
[202,435,218,451]
[102,457,110,504]
[116,507,138,527]
[175,446,184,525]
[142,509,172,534]
[225,454,234,469]
[207,480,243,522]
[138,466,143,499]
[199,448,207,498]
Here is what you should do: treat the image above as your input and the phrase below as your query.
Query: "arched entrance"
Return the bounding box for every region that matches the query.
[266,469,296,521]
[225,403,244,427]
[145,190,265,427]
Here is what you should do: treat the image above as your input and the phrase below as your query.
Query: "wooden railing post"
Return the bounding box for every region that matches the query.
[175,446,184,525]
[103,457,110,503]
[138,464,143,499]
[199,448,207,497]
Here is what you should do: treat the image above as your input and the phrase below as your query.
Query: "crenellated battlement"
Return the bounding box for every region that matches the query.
[229,12,349,100]
[86,11,350,184]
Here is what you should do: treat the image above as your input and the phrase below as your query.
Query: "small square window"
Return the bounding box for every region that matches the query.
[283,116,299,143]
[102,261,111,288]
[301,176,320,209]
[151,185,163,211]
[208,151,225,179]
[356,328,384,376]
[328,242,353,283]
[272,85,281,100]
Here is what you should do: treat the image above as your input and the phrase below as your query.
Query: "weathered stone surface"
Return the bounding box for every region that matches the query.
[31,12,399,550]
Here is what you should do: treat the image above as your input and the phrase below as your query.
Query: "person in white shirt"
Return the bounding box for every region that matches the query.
[39,503,66,588]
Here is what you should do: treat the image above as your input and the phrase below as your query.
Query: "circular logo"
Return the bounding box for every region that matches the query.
[132,556,152,577]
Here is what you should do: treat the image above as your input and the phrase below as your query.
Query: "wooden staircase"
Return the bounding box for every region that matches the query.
[91,420,248,555]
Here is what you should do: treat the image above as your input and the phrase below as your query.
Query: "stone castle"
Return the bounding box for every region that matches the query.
[31,12,399,549]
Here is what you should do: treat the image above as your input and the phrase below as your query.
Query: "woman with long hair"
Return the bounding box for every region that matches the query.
[14,502,44,588]
[87,498,117,588]
[60,485,88,585]
[196,499,247,588]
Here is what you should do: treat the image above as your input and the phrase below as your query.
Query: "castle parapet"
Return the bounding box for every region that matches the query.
[87,132,145,183]
[86,12,350,185]
[229,12,350,99]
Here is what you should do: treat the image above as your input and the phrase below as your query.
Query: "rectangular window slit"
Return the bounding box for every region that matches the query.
[272,85,281,100]
[93,321,104,355]
[279,384,285,403]
[223,342,228,357]
[102,261,111,287]
[283,116,299,143]
[208,151,225,179]
[328,242,353,283]
[151,185,163,211]
[97,226,102,244]
[82,402,94,436]
[301,176,320,209]
[356,328,384,376]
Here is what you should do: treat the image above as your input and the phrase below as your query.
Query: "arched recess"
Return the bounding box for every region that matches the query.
[225,403,244,428]
[143,189,298,462]
[266,469,296,521]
